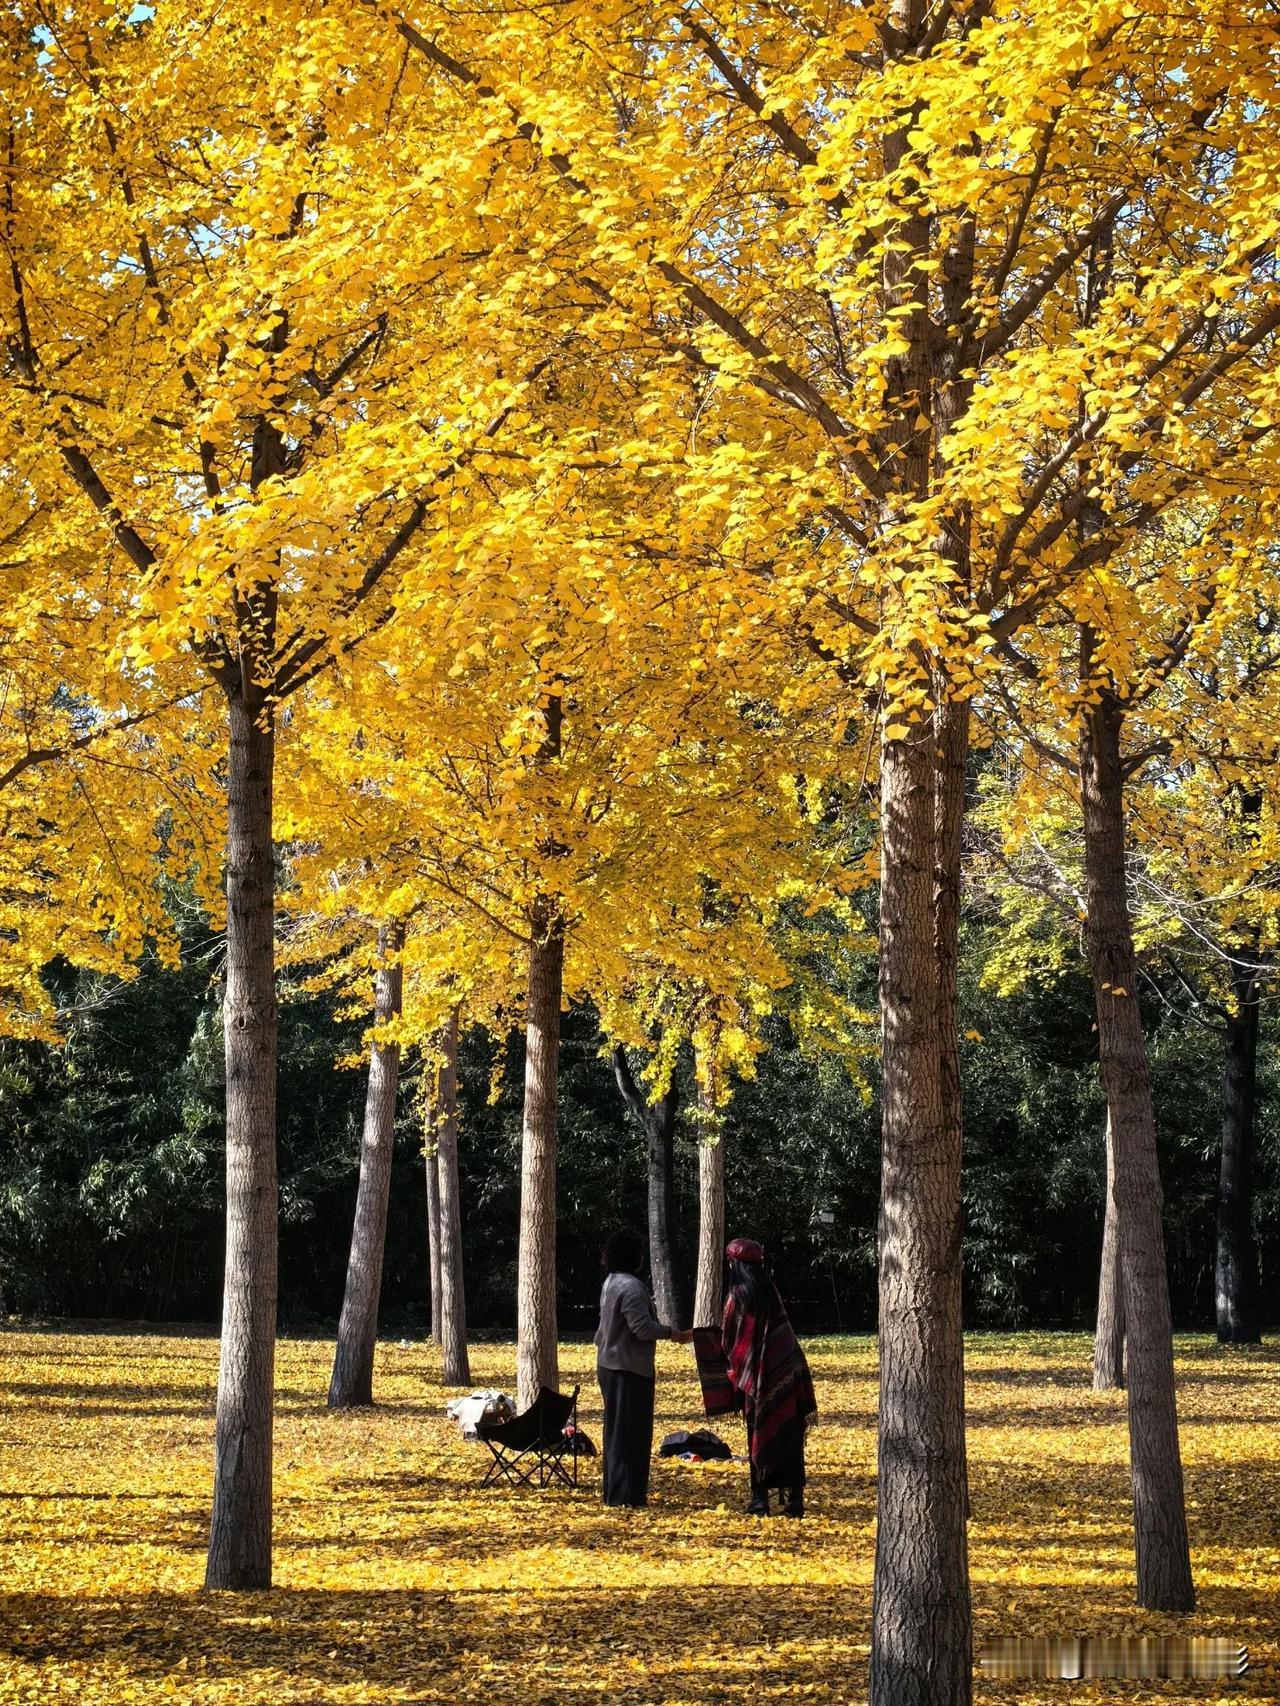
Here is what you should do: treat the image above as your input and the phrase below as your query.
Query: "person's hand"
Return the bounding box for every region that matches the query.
[672,1328,695,1344]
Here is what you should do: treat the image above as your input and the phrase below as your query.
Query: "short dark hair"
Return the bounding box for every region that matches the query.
[602,1227,646,1275]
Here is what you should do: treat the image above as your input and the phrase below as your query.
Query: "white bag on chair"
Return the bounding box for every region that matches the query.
[446,1389,515,1439]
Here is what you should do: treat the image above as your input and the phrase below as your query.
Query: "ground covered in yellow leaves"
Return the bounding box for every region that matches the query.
[0,1328,1275,1704]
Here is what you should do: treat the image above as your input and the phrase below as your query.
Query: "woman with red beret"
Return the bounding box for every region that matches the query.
[692,1236,817,1517]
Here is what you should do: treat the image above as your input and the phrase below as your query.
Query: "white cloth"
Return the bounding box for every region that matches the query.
[446,1389,514,1439]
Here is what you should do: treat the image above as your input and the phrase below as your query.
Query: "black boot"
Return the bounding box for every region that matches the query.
[746,1490,769,1516]
[782,1486,804,1519]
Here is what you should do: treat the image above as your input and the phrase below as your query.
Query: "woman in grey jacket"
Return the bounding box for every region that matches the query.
[594,1228,692,1507]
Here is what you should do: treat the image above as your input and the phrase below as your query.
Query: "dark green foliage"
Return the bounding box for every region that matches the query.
[705,1016,880,1331]
[0,942,226,1319]
[0,913,370,1323]
[0,910,1275,1332]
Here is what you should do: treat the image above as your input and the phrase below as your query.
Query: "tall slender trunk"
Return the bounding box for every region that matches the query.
[646,1092,681,1328]
[932,695,969,1153]
[425,1141,442,1346]
[871,722,971,1706]
[869,0,973,1690]
[613,1044,683,1326]
[433,1008,471,1385]
[1079,678,1194,1611]
[516,897,563,1411]
[1094,1111,1126,1389]
[933,691,971,1526]
[205,690,278,1591]
[693,1078,726,1329]
[328,923,405,1409]
[869,11,971,1695]
[1217,962,1261,1344]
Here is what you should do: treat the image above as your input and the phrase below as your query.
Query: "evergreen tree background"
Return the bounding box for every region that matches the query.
[2,901,1275,1333]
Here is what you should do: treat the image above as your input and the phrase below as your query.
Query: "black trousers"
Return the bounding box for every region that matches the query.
[599,1367,656,1507]
[746,1414,806,1497]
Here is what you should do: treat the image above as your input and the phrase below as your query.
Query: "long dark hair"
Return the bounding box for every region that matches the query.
[728,1257,778,1315]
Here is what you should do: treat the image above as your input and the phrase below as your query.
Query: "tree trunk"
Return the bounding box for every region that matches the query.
[645,1090,681,1328]
[693,1074,725,1329]
[425,1141,442,1346]
[328,923,405,1409]
[870,722,971,1706]
[433,1009,471,1385]
[1217,963,1261,1344]
[932,694,969,1181]
[1094,1111,1126,1389]
[869,0,973,1686]
[205,690,278,1591]
[612,1044,683,1327]
[933,690,972,1528]
[1079,679,1194,1611]
[516,897,563,1411]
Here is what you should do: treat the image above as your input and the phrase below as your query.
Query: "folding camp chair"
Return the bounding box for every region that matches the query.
[476,1384,580,1489]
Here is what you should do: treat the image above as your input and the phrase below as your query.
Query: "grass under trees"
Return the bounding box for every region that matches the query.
[0,1327,1274,1705]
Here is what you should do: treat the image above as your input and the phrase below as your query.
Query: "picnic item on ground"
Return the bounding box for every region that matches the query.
[658,1428,732,1461]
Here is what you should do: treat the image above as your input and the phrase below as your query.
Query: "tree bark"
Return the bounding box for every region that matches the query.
[1079,678,1194,1611]
[1217,962,1261,1344]
[516,897,563,1411]
[328,923,405,1410]
[613,1043,683,1327]
[693,1071,726,1329]
[933,691,972,1527]
[1094,1111,1126,1390]
[869,0,973,1687]
[932,694,969,1171]
[204,689,278,1591]
[433,1008,471,1385]
[871,722,971,1706]
[425,1140,442,1347]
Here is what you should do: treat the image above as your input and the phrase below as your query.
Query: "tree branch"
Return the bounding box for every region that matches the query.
[273,352,556,699]
[375,3,886,499]
[684,18,851,217]
[980,195,1126,361]
[0,691,208,791]
[612,1042,648,1121]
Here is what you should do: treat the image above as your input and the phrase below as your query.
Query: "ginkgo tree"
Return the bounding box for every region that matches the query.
[11,5,1280,1688]
[0,0,589,1588]
[1129,750,1280,1350]
[972,568,1280,1370]
[344,4,1280,1689]
[279,896,488,1399]
[972,448,1280,1586]
[276,421,854,1407]
[597,787,881,1332]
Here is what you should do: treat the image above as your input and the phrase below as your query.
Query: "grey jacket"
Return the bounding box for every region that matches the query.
[594,1271,672,1378]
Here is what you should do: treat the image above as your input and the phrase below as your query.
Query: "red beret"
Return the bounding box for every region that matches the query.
[726,1236,764,1263]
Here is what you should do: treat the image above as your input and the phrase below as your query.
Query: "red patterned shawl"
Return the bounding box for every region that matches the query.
[695,1293,817,1477]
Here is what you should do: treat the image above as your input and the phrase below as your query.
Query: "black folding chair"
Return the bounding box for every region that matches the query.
[476,1385,580,1489]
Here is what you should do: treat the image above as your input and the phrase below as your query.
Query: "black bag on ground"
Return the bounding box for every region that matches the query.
[658,1428,732,1460]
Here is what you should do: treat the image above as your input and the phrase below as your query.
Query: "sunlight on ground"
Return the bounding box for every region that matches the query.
[0,1328,1275,1703]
